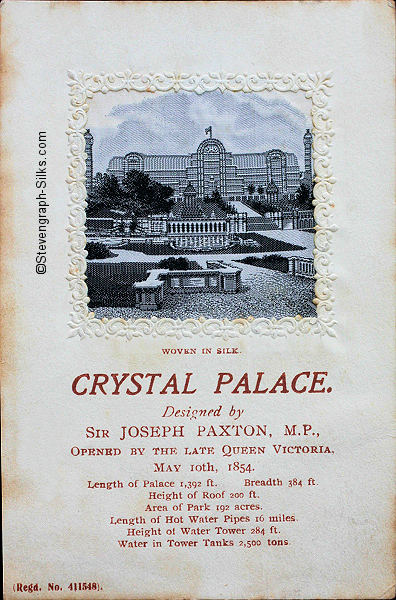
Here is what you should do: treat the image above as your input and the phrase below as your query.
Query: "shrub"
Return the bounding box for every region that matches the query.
[158,256,190,270]
[86,242,111,260]
[238,254,289,272]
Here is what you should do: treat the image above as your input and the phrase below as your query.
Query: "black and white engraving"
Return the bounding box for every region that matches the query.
[85,91,316,319]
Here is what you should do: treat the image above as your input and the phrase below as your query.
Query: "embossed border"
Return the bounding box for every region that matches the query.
[66,71,336,339]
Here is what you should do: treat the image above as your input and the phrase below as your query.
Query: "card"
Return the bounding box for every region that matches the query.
[2,1,395,598]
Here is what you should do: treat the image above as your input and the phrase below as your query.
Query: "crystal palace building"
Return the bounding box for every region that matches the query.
[102,127,313,200]
[85,128,313,250]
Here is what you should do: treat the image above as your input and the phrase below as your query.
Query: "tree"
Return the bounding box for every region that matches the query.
[257,186,264,195]
[211,188,222,203]
[209,188,233,213]
[247,184,255,195]
[251,200,276,215]
[93,172,104,187]
[122,170,174,216]
[87,169,174,217]
[295,182,313,207]
[87,173,125,213]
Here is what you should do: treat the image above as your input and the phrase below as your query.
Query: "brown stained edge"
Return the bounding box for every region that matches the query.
[0,11,31,600]
[42,0,396,4]
[0,0,30,519]
[0,16,40,600]
[6,0,392,6]
[0,0,22,502]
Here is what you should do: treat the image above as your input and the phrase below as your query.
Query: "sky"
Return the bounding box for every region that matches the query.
[89,89,311,174]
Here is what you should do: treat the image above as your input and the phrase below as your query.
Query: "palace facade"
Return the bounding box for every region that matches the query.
[137,183,247,249]
[86,183,247,250]
[102,129,312,199]
[84,127,313,250]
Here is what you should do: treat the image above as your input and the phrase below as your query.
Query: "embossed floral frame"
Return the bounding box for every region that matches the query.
[66,71,336,339]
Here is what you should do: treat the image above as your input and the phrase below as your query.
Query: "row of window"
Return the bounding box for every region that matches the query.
[173,236,228,247]
[169,222,227,233]
[297,261,315,275]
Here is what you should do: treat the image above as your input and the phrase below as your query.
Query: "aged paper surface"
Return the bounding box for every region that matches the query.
[1,1,395,598]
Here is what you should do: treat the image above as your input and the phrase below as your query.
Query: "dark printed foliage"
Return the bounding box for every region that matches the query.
[237,254,290,273]
[158,257,190,270]
[86,242,112,260]
[87,170,174,217]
